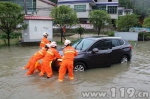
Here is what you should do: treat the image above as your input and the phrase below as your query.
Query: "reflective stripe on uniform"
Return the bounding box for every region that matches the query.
[64,51,75,54]
[41,41,45,44]
[49,61,52,67]
[47,51,54,56]
[38,51,43,55]
[35,61,38,68]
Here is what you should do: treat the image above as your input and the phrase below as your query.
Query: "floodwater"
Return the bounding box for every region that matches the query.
[0,41,150,99]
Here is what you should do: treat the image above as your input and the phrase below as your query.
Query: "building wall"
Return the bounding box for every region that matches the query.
[58,0,118,21]
[58,3,91,18]
[36,0,54,16]
[22,20,53,42]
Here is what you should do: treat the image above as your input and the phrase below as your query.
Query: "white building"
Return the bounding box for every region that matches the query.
[58,0,118,24]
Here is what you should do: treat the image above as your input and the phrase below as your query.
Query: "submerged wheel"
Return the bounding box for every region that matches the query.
[120,55,128,63]
[74,62,86,71]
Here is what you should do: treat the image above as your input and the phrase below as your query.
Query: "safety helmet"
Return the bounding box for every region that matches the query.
[43,32,48,36]
[51,41,57,47]
[45,43,51,48]
[64,39,71,46]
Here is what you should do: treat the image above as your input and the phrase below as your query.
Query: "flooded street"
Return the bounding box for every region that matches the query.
[0,41,150,99]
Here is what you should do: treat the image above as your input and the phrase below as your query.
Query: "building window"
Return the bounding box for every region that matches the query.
[33,0,36,11]
[98,6,106,11]
[107,6,117,14]
[108,0,112,2]
[118,10,123,15]
[74,5,86,12]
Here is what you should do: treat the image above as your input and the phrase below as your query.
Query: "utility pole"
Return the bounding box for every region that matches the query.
[24,0,27,15]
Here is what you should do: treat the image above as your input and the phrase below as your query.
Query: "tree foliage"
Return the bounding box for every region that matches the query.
[50,5,78,43]
[119,0,150,19]
[143,16,150,28]
[89,10,111,35]
[50,5,78,27]
[116,14,138,32]
[0,2,26,47]
[132,0,150,19]
[75,26,85,38]
[119,0,133,9]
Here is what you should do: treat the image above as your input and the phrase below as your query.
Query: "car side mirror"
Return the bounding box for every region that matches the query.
[92,48,98,53]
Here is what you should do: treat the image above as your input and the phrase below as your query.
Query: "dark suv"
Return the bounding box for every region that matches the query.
[53,36,132,71]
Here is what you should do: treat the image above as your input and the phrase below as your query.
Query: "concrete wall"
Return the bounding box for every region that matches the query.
[22,20,53,42]
[115,32,139,41]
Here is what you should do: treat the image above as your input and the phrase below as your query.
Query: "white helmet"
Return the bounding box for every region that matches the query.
[45,43,51,48]
[43,32,48,36]
[51,41,57,47]
[64,39,71,46]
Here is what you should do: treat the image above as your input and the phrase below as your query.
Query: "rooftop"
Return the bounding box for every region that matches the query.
[40,0,56,6]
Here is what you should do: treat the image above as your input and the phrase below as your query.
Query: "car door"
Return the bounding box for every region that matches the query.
[86,40,112,68]
[111,39,123,63]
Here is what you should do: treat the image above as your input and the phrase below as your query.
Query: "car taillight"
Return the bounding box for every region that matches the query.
[130,45,132,49]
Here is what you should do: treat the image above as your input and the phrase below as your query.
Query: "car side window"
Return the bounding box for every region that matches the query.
[118,39,124,45]
[92,40,111,50]
[111,39,120,47]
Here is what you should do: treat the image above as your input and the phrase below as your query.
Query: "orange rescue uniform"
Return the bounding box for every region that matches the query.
[23,51,38,69]
[58,46,78,81]
[39,48,61,78]
[26,48,47,75]
[40,37,50,48]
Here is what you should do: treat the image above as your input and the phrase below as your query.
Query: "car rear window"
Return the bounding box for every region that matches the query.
[118,39,124,45]
[111,39,120,47]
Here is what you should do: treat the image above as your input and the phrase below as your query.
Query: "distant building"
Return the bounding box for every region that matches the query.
[0,0,56,16]
[58,0,118,24]
[118,7,133,16]
[36,0,56,16]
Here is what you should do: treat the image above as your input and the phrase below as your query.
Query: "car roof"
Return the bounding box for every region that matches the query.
[84,36,122,41]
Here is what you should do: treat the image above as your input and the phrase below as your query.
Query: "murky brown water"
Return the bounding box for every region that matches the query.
[0,41,150,99]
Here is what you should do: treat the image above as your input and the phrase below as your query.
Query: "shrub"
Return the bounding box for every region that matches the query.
[0,32,21,39]
[107,31,114,36]
[138,32,150,40]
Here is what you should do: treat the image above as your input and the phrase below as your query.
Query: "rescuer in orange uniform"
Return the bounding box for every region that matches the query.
[58,40,78,82]
[26,44,50,75]
[23,57,41,72]
[39,41,61,78]
[40,32,51,48]
[22,52,40,70]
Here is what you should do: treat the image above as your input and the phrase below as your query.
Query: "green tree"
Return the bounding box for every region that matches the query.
[50,5,78,43]
[0,2,26,47]
[132,0,150,20]
[119,0,150,23]
[89,10,111,36]
[143,16,150,28]
[116,14,138,32]
[75,26,85,38]
[119,0,133,9]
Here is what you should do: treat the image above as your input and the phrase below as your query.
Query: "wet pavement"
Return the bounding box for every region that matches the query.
[0,41,150,99]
